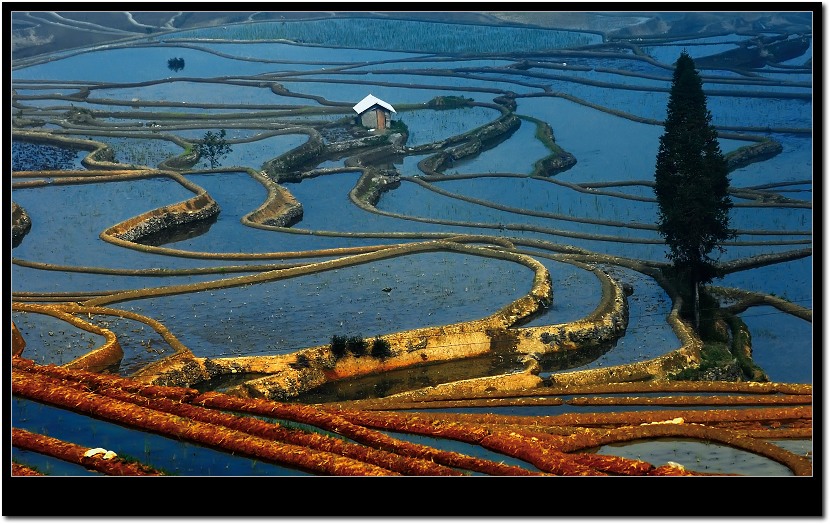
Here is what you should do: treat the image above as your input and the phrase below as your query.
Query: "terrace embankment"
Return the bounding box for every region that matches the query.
[11,202,31,246]
[98,171,220,247]
[126,240,554,397]
[13,127,673,400]
[12,303,124,373]
[725,138,784,171]
[12,356,812,477]
[11,90,791,402]
[242,170,304,228]
[11,131,222,247]
[415,112,521,176]
[124,246,649,401]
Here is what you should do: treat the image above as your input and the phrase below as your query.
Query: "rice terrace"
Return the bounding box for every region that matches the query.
[7,7,816,508]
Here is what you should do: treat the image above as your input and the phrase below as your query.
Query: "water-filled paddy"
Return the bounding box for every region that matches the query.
[11,12,813,479]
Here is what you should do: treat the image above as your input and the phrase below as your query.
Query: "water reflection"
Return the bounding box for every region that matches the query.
[10,12,813,478]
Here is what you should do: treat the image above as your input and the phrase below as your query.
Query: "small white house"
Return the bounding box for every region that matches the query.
[353,94,396,129]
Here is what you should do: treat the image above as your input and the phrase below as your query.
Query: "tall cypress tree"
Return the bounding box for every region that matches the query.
[654,51,733,330]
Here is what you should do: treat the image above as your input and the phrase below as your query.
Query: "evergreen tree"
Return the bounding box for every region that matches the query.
[654,51,733,330]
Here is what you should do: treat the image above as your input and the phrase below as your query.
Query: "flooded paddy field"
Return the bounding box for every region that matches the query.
[9,10,814,493]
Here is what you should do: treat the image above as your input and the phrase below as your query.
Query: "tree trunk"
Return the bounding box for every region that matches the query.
[693,277,700,332]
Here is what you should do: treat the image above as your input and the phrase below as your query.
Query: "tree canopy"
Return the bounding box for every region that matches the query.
[167,57,185,72]
[654,50,733,287]
[197,129,232,169]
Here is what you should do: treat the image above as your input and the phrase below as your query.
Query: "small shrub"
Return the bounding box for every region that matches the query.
[370,337,393,360]
[330,335,347,358]
[388,119,408,135]
[669,342,738,381]
[346,336,368,357]
[197,129,232,168]
[289,353,311,370]
[429,95,473,109]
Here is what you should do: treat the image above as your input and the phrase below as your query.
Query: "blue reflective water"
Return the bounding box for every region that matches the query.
[11,17,813,477]
[11,398,309,476]
[740,305,812,384]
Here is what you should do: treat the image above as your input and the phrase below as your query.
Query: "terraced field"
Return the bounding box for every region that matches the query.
[8,9,814,506]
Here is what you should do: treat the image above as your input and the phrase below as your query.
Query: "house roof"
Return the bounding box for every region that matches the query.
[353,94,396,115]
